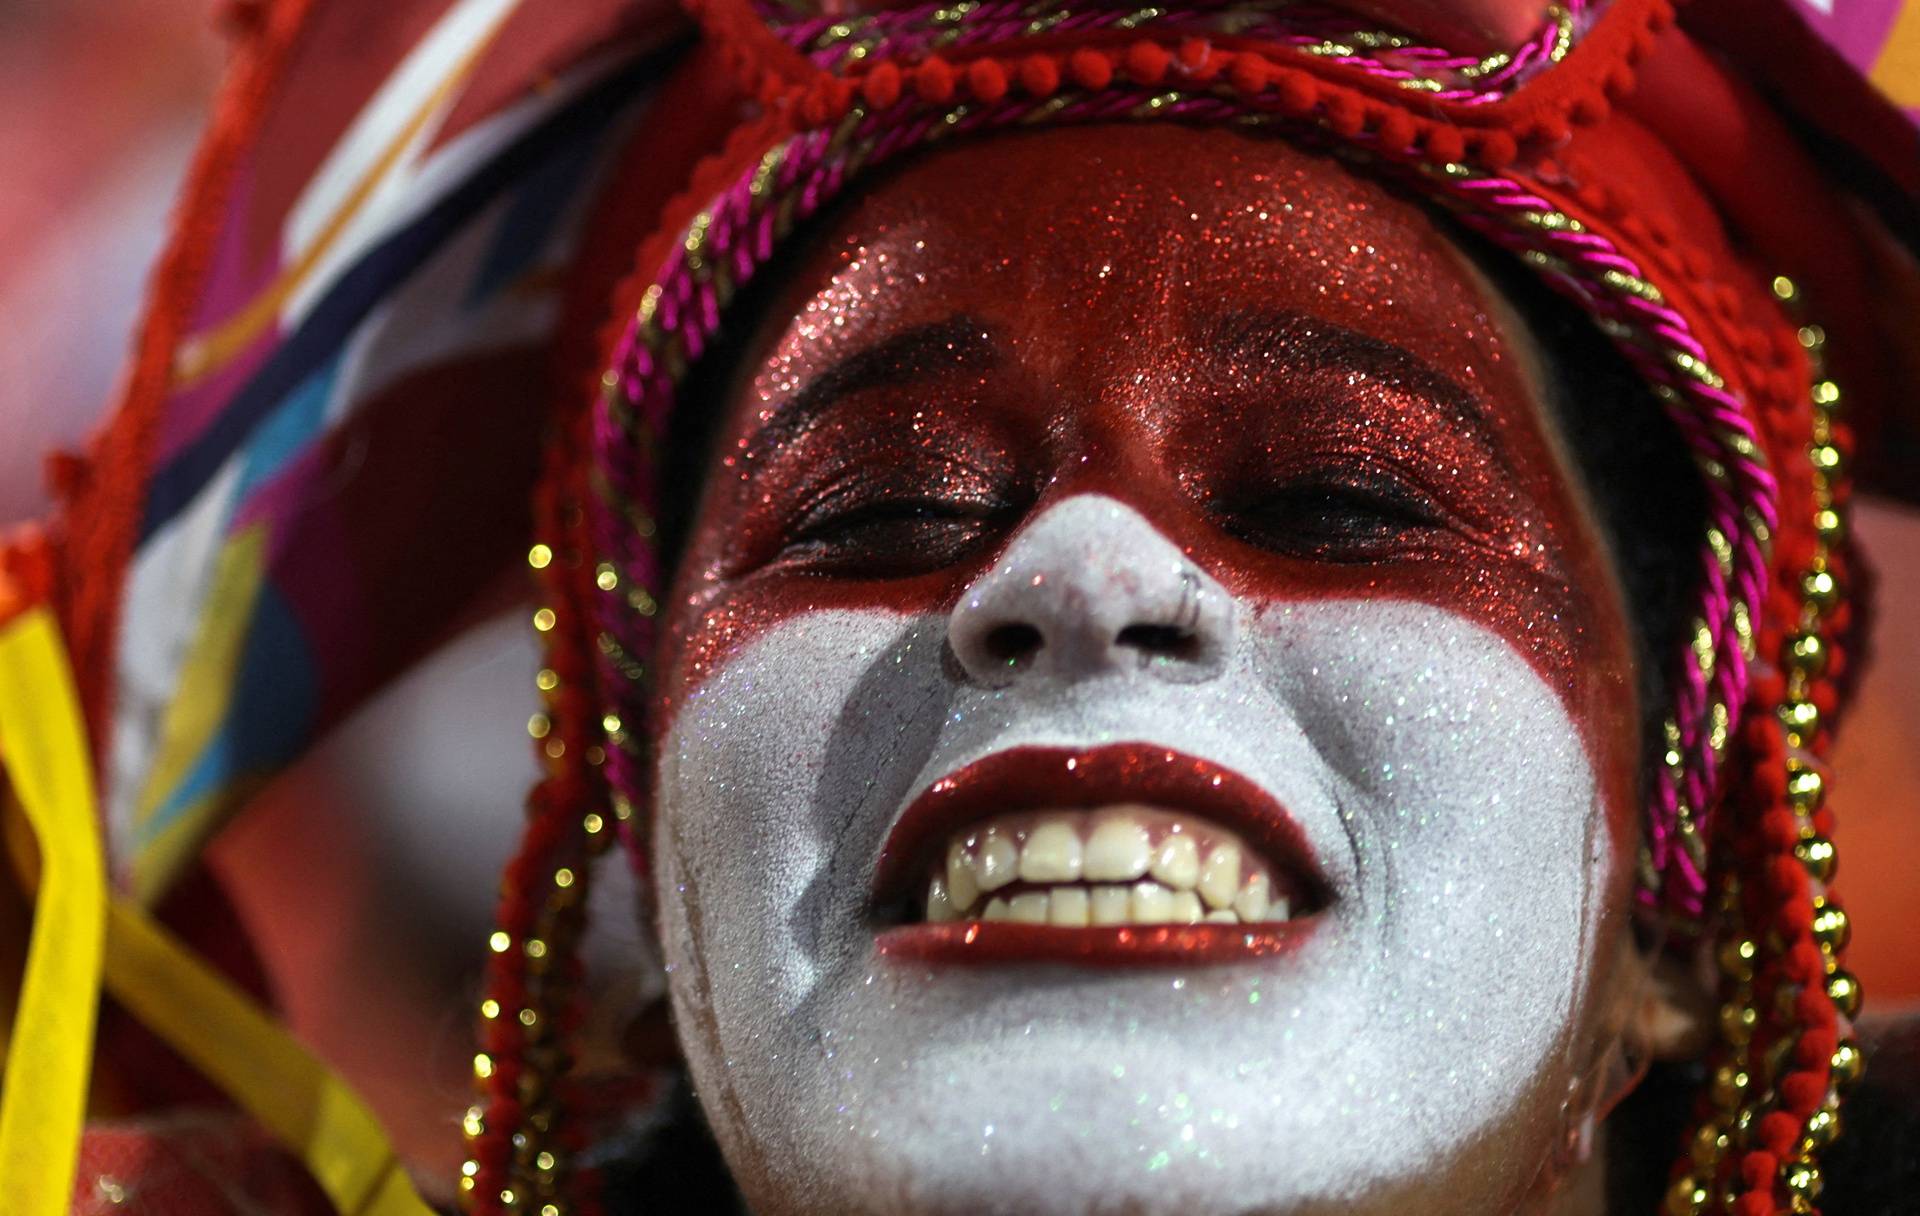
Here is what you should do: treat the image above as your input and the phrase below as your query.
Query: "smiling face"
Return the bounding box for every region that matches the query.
[648,124,1647,1215]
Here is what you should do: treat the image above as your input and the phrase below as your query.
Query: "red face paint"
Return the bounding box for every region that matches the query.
[657,122,1640,826]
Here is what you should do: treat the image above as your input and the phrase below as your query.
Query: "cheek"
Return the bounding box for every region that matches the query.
[1255,598,1621,926]
[652,608,940,974]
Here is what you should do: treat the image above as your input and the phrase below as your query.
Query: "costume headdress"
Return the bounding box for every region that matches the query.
[0,1,1914,1213]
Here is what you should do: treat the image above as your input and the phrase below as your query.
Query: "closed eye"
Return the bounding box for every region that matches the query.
[1215,475,1449,563]
[779,497,1008,578]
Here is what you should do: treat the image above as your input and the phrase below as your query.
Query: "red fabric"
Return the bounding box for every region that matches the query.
[70,1114,332,1216]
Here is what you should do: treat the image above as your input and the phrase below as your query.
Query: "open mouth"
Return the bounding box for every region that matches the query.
[872,744,1330,965]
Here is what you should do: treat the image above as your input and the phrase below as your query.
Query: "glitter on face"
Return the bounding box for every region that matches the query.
[651,125,1643,1215]
[661,125,1636,799]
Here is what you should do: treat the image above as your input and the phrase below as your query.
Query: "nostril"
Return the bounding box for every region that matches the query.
[1116,623,1202,662]
[982,622,1044,667]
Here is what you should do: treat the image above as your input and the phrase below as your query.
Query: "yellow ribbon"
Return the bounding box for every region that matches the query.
[0,607,437,1216]
[0,609,105,1215]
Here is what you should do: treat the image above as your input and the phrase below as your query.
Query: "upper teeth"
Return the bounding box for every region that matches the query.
[927,807,1291,926]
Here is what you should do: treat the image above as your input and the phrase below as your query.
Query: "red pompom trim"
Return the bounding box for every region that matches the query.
[914,58,956,103]
[967,58,1009,103]
[1785,941,1825,985]
[1472,129,1520,168]
[1757,1111,1802,1156]
[1017,54,1059,97]
[1425,125,1467,164]
[1733,1193,1776,1216]
[1740,1151,1779,1192]
[1759,809,1800,851]
[1228,54,1272,96]
[1780,1070,1829,1116]
[1796,1025,1840,1069]
[1068,48,1113,90]
[862,62,902,109]
[1377,108,1417,154]
[1125,40,1170,86]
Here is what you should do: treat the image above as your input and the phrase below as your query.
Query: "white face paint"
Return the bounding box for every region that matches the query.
[655,494,1615,1215]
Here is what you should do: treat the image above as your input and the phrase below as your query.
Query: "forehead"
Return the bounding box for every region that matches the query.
[751,123,1522,408]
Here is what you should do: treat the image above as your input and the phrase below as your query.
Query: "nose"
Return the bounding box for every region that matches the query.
[947,495,1235,687]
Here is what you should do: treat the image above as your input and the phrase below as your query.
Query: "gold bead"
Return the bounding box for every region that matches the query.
[535,1150,557,1172]
[1801,1105,1841,1152]
[474,1053,495,1079]
[1718,937,1758,982]
[1812,900,1850,951]
[1814,508,1845,542]
[1780,699,1820,739]
[1832,1039,1865,1088]
[1690,1121,1730,1171]
[1785,764,1825,815]
[525,939,548,960]
[541,1207,560,1216]
[1798,324,1827,350]
[461,1159,480,1178]
[583,812,605,835]
[1719,1002,1758,1047]
[601,713,622,734]
[1771,275,1798,302]
[1826,970,1862,1018]
[489,931,512,953]
[1665,1173,1709,1216]
[1711,1063,1751,1109]
[1809,444,1843,474]
[535,668,559,692]
[528,544,553,570]
[480,999,501,1020]
[1811,380,1841,407]
[533,607,557,633]
[1801,569,1839,610]
[527,713,551,740]
[595,562,620,591]
[1794,835,1837,883]
[554,868,575,889]
[1781,1160,1821,1201]
[1787,632,1828,677]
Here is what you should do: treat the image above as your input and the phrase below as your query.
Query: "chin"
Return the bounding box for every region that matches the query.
[656,599,1618,1215]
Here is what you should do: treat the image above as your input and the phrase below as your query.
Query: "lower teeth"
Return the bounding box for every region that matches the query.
[927,877,1288,926]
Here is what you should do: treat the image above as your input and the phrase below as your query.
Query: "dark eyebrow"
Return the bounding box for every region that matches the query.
[1204,309,1519,475]
[742,316,999,465]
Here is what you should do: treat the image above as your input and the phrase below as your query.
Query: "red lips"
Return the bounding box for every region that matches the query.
[871,744,1328,965]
